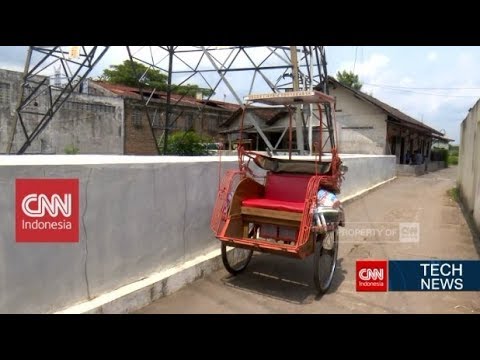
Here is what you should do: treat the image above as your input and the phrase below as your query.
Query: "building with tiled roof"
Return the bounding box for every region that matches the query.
[89,81,239,155]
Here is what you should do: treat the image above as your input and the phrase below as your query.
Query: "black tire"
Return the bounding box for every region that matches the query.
[221,225,256,275]
[313,229,339,294]
[221,243,253,275]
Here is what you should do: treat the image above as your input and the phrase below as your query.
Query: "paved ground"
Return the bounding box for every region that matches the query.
[136,166,480,314]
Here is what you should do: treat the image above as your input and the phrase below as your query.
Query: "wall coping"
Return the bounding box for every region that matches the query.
[0,154,396,166]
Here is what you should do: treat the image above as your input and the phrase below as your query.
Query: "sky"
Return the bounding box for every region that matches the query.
[1,46,479,144]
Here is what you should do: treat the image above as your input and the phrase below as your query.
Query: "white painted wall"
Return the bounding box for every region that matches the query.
[458,100,480,232]
[330,86,388,155]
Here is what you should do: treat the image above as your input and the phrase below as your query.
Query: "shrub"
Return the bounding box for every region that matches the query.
[64,144,80,154]
[448,144,459,156]
[448,145,459,165]
[159,131,212,156]
[430,147,448,162]
[448,155,458,165]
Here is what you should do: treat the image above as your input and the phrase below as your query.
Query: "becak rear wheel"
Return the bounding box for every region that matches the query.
[313,230,339,294]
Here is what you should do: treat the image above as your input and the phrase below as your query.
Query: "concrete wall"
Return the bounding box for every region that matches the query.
[0,155,239,313]
[0,154,395,313]
[337,154,396,198]
[330,86,388,155]
[396,161,446,177]
[426,161,446,172]
[396,164,426,177]
[458,100,480,232]
[0,69,124,155]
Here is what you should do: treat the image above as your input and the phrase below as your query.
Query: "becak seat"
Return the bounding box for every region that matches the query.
[242,172,312,212]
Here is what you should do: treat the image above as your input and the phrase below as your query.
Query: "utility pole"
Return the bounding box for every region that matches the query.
[290,46,304,153]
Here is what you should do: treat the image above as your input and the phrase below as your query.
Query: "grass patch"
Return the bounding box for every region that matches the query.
[447,186,460,202]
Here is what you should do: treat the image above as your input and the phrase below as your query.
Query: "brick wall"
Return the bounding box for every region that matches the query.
[124,105,158,155]
[124,99,233,155]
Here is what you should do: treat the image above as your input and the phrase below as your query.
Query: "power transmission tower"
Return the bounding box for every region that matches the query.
[11,46,334,155]
[9,46,109,154]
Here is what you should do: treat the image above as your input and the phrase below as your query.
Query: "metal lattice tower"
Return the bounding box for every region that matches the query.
[8,46,109,154]
[10,46,334,155]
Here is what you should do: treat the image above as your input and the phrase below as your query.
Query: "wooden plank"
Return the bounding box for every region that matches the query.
[223,215,244,238]
[242,222,250,238]
[241,206,302,222]
[242,206,303,228]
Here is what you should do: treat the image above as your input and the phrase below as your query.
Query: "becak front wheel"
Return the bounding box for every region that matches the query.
[221,243,253,275]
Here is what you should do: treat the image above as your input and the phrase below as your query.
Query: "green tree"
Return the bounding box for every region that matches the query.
[99,60,214,97]
[336,70,363,91]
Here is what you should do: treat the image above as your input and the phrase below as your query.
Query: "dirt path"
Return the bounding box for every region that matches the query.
[136,166,480,314]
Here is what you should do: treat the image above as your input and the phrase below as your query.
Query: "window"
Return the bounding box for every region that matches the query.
[131,109,143,127]
[185,113,193,130]
[149,109,162,128]
[63,100,115,113]
[207,114,220,132]
[341,126,374,130]
[169,110,181,131]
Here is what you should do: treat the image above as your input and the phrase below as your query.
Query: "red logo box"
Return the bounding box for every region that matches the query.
[16,179,79,243]
[356,260,388,292]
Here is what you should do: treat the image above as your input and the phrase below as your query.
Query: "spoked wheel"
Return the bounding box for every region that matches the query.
[221,225,257,275]
[313,229,339,295]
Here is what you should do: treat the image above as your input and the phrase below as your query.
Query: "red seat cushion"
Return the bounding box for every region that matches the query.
[242,198,305,213]
[241,172,312,213]
[264,173,312,202]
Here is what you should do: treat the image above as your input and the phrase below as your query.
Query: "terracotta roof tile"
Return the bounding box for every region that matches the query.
[93,81,240,110]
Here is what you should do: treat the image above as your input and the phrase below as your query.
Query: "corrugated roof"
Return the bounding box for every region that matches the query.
[432,134,454,142]
[326,77,443,136]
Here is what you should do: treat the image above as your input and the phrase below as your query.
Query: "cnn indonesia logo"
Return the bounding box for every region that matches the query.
[16,179,79,243]
[356,260,388,292]
[22,193,72,223]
